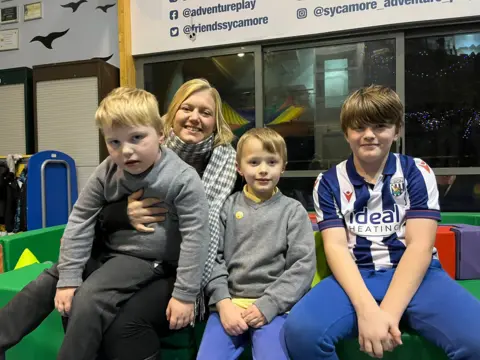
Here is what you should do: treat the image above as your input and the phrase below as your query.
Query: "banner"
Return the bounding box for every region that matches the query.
[131,0,479,56]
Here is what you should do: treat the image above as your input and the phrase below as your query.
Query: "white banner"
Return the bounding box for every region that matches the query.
[131,0,479,56]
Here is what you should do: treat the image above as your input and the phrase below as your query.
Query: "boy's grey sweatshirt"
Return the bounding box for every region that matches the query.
[57,147,210,303]
[206,190,316,322]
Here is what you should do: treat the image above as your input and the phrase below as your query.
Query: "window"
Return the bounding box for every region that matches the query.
[278,176,317,212]
[263,39,397,171]
[405,31,480,168]
[143,53,256,140]
[437,174,480,212]
[138,26,480,213]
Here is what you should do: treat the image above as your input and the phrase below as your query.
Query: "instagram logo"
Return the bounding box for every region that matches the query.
[296,8,307,19]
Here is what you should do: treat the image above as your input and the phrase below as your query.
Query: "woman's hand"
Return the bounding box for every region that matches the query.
[166,298,195,330]
[128,189,168,232]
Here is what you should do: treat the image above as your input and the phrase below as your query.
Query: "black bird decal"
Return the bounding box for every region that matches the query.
[91,54,114,62]
[61,0,87,13]
[30,29,70,49]
[96,3,115,13]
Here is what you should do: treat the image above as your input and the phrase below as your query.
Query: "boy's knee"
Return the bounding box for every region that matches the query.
[283,315,301,343]
[284,315,316,357]
[102,314,128,343]
[458,335,480,360]
[284,312,337,359]
[70,284,103,315]
[102,315,159,360]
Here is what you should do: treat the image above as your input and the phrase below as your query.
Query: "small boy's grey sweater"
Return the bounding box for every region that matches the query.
[57,147,210,303]
[206,190,316,323]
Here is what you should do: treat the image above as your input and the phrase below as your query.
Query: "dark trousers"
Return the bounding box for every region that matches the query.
[0,256,176,360]
[58,254,163,360]
[101,276,176,360]
[0,259,101,355]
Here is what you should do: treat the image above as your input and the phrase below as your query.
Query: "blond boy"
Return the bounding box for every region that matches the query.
[54,87,210,360]
[197,128,316,360]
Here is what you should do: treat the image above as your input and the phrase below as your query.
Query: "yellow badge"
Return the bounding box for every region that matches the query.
[235,211,244,219]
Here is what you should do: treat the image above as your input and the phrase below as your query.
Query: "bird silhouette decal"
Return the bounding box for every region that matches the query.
[91,54,114,62]
[96,3,115,13]
[61,0,87,13]
[30,29,70,49]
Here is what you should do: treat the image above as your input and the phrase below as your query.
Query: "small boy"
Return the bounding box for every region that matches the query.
[53,87,210,360]
[196,128,316,360]
[284,85,480,359]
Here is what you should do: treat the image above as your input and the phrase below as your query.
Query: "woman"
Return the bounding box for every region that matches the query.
[0,78,237,360]
[99,78,238,360]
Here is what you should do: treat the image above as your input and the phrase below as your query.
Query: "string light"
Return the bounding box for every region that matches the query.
[405,53,475,78]
[405,109,480,139]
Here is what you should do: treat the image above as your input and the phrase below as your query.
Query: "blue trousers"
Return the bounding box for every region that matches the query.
[284,260,480,360]
[197,312,289,360]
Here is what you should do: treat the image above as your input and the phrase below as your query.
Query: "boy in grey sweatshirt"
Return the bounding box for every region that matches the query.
[196,128,316,360]
[54,87,210,360]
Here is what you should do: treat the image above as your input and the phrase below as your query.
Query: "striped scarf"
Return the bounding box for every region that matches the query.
[164,131,237,319]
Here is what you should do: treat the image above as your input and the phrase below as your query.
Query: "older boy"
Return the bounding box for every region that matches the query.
[197,128,316,360]
[284,85,480,359]
[52,87,210,360]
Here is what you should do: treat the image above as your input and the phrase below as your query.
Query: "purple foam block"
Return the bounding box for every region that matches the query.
[451,224,480,280]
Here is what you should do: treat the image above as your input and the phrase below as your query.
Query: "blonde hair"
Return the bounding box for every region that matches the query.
[95,87,163,134]
[163,78,234,147]
[236,127,287,165]
[340,85,404,134]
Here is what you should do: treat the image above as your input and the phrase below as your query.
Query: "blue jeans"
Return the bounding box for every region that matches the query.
[284,260,480,360]
[197,312,289,360]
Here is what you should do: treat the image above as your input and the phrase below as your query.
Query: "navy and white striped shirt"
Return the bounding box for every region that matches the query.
[313,153,441,270]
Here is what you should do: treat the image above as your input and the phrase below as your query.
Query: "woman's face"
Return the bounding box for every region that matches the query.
[173,89,217,144]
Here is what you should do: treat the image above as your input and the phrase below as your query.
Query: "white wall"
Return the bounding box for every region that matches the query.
[0,0,119,70]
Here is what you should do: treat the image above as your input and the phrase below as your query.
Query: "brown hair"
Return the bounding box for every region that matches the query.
[340,85,404,134]
[236,127,287,165]
[95,87,163,134]
[162,78,234,147]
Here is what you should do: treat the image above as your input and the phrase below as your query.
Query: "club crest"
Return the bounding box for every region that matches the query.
[390,177,405,197]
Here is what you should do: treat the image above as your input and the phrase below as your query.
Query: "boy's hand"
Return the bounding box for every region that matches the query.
[216,299,249,336]
[380,305,403,350]
[242,304,266,328]
[54,287,77,316]
[357,305,402,358]
[166,297,194,330]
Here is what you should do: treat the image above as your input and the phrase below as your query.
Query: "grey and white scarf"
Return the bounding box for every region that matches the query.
[164,131,237,319]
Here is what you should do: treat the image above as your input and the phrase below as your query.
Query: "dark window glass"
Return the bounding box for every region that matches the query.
[144,53,256,144]
[405,32,480,167]
[264,39,396,171]
[437,174,480,212]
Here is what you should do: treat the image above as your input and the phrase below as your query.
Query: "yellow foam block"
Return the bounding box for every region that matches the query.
[268,105,305,125]
[222,102,249,126]
[14,248,40,270]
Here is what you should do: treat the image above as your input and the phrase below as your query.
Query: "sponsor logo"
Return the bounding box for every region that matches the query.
[347,204,401,236]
